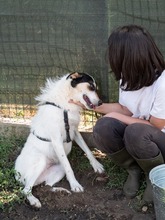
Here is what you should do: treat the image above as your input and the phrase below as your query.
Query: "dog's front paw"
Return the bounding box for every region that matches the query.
[91,159,104,173]
[27,195,42,208]
[70,181,84,192]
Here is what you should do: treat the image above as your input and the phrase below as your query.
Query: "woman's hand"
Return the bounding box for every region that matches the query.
[95,103,132,116]
[68,99,86,109]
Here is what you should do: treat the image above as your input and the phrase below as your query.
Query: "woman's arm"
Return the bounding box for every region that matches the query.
[105,112,165,130]
[105,112,151,126]
[68,100,132,116]
[69,99,165,130]
[150,116,165,130]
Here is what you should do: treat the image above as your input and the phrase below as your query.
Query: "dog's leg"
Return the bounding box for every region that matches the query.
[22,157,48,208]
[23,187,42,209]
[41,164,71,194]
[51,138,84,192]
[74,131,104,173]
[44,164,65,186]
[51,187,71,194]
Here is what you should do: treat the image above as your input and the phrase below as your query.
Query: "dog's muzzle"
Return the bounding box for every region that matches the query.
[83,94,103,109]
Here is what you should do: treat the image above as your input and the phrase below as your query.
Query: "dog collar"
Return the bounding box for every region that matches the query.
[32,130,51,142]
[32,102,71,143]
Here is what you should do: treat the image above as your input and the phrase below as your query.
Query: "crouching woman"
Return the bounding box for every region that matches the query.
[93,24,165,203]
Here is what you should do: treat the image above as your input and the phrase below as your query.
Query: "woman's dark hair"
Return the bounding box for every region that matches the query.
[108,24,165,91]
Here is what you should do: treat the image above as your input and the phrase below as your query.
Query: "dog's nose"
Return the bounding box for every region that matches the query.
[98,100,103,106]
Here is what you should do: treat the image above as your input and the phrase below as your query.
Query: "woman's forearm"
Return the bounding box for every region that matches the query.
[95,103,132,116]
[104,112,152,126]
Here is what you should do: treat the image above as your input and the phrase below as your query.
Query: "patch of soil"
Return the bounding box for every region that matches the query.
[0,170,156,220]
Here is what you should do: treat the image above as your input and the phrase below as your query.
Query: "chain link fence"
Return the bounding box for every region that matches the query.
[0,0,165,125]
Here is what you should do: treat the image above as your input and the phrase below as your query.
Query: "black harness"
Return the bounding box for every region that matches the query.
[32,101,71,143]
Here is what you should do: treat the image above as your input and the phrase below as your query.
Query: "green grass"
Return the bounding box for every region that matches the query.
[0,136,25,211]
[0,136,128,212]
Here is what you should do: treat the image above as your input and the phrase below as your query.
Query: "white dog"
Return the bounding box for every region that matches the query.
[15,72,104,208]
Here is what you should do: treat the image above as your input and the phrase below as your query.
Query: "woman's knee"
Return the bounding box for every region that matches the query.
[124,123,143,144]
[124,123,160,159]
[93,117,126,153]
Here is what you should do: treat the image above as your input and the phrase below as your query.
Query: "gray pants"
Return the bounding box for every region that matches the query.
[93,117,165,159]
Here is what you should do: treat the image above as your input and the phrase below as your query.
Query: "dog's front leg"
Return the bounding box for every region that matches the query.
[52,138,84,192]
[74,131,104,173]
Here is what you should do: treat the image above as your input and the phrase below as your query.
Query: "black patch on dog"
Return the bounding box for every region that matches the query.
[66,72,96,90]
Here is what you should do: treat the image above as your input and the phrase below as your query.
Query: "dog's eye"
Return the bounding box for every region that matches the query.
[88,83,96,91]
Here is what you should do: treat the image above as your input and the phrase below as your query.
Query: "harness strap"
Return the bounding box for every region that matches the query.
[64,110,71,143]
[32,102,71,143]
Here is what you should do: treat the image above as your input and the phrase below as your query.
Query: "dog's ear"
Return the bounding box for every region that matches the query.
[66,72,83,87]
[66,72,83,79]
[71,72,83,79]
[66,72,95,88]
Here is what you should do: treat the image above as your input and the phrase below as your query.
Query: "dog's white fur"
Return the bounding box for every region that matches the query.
[15,72,104,208]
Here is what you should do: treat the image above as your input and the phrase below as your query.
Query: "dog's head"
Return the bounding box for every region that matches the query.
[67,72,102,110]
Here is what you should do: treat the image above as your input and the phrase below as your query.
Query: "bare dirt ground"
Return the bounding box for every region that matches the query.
[0,169,156,220]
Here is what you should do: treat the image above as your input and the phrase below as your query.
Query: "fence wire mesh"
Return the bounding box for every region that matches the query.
[0,0,165,125]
